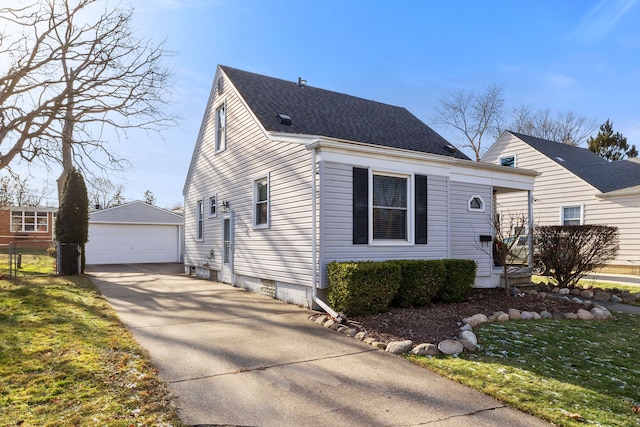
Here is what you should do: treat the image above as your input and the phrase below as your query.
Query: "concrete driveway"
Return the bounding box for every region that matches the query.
[87,263,550,427]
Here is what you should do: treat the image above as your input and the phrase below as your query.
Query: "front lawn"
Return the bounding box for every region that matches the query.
[0,247,56,277]
[410,314,640,427]
[0,276,183,426]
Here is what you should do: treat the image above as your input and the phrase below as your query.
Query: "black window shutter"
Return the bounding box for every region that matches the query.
[415,174,428,244]
[353,167,369,244]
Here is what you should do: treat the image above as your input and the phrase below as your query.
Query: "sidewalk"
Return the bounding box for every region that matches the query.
[87,263,551,427]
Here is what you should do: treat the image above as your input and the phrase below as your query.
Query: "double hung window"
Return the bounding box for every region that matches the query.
[372,174,409,241]
[561,205,582,225]
[253,175,269,228]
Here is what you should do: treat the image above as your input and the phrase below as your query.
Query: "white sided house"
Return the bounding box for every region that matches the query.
[183,66,537,309]
[482,131,640,275]
[86,200,184,265]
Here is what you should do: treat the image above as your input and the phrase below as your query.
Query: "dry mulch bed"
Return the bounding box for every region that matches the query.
[349,288,586,345]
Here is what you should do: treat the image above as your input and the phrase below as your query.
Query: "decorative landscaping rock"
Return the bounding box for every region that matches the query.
[364,337,377,344]
[622,294,637,304]
[551,287,560,293]
[564,312,577,320]
[460,324,473,332]
[372,341,387,350]
[438,339,464,355]
[528,289,538,295]
[337,325,349,334]
[571,297,584,304]
[459,330,478,346]
[492,311,510,322]
[569,288,582,296]
[537,291,547,299]
[355,331,367,340]
[611,295,623,303]
[324,318,337,328]
[344,328,358,337]
[593,291,611,302]
[459,338,477,352]
[508,308,521,320]
[577,309,595,320]
[580,290,594,299]
[464,313,489,327]
[386,340,413,354]
[559,288,571,295]
[557,296,570,302]
[411,343,439,356]
[591,307,611,320]
[540,310,552,319]
[552,310,565,319]
[315,315,328,325]
[520,311,536,320]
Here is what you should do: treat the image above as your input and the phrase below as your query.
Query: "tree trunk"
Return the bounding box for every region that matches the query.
[57,70,74,204]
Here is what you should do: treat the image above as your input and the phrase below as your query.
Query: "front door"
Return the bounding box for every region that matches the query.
[221,213,233,283]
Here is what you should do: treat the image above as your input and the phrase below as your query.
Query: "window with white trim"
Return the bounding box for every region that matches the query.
[371,172,411,242]
[253,175,269,228]
[11,210,49,232]
[499,155,516,167]
[561,205,582,225]
[215,103,226,153]
[468,195,485,212]
[209,195,217,217]
[196,200,204,240]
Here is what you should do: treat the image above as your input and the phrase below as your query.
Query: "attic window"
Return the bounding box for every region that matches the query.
[278,114,292,125]
[216,77,224,94]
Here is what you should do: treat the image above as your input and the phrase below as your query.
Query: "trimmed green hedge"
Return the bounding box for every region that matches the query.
[327,259,477,315]
[392,260,446,308]
[327,261,401,316]
[435,259,477,303]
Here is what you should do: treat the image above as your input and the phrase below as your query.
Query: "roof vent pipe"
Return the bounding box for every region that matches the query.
[278,113,292,125]
[297,77,307,87]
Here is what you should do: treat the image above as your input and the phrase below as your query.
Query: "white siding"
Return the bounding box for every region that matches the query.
[321,161,450,265]
[449,181,493,277]
[484,133,640,269]
[184,76,314,287]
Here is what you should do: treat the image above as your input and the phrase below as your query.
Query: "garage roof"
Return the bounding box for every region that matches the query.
[89,200,184,225]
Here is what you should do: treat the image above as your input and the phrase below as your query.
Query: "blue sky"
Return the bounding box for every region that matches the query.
[16,0,640,208]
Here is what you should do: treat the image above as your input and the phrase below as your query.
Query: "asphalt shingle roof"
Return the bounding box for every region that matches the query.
[221,66,469,160]
[510,131,640,193]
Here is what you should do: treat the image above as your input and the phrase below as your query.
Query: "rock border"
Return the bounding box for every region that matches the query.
[309,290,615,356]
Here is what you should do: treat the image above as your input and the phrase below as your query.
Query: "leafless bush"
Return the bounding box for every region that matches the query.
[536,225,618,287]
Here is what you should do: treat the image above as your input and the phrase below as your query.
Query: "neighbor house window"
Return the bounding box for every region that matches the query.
[215,103,226,153]
[209,195,217,217]
[11,210,48,232]
[371,172,410,241]
[253,174,269,228]
[561,205,582,225]
[468,195,485,212]
[499,155,516,167]
[196,200,204,240]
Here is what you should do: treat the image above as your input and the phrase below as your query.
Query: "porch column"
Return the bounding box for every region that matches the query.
[528,190,534,267]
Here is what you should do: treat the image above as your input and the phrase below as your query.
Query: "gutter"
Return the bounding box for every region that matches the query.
[309,145,341,321]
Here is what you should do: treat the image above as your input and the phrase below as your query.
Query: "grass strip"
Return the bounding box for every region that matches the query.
[410,314,640,426]
[0,276,183,426]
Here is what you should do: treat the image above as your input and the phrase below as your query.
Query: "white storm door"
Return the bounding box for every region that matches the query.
[221,213,233,283]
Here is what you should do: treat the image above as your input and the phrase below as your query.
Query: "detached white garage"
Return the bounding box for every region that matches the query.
[86,201,184,265]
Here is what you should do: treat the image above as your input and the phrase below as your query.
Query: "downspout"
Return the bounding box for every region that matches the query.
[310,145,341,320]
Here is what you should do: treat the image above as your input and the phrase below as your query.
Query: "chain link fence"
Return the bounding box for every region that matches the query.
[0,240,57,278]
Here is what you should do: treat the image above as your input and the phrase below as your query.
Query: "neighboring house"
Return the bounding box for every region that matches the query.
[482,131,640,275]
[0,206,57,248]
[183,65,536,309]
[85,200,184,265]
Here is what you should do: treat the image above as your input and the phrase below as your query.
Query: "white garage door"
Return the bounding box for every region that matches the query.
[86,224,180,264]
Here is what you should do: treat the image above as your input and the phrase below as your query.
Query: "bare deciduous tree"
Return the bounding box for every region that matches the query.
[88,177,124,209]
[508,105,596,146]
[0,174,51,207]
[433,84,505,161]
[0,0,176,202]
[536,225,619,287]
